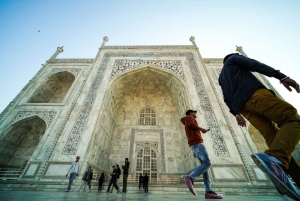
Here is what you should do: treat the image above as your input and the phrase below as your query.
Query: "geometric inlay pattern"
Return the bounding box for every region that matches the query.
[48,68,81,77]
[136,141,158,153]
[111,60,184,80]
[62,52,228,157]
[9,111,56,127]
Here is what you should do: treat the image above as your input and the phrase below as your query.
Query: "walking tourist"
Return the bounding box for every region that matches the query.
[181,110,223,199]
[109,164,121,193]
[65,156,81,192]
[76,166,91,192]
[106,166,122,194]
[219,53,300,200]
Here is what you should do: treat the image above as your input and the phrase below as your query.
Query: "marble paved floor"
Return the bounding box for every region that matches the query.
[0,190,294,201]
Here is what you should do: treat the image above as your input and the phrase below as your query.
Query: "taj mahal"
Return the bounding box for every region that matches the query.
[0,36,299,193]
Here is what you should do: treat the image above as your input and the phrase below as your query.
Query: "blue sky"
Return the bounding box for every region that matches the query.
[0,0,299,113]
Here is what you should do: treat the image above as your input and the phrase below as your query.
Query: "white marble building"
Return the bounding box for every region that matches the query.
[0,37,297,185]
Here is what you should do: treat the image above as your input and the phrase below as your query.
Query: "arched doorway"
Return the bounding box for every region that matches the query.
[88,66,194,178]
[0,116,46,168]
[136,146,157,181]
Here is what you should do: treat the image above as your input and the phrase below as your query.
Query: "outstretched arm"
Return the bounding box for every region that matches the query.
[281,77,300,93]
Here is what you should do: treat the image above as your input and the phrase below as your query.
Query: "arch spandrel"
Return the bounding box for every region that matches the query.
[110,60,185,81]
[28,71,75,103]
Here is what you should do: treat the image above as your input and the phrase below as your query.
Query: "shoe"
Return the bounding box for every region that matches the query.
[205,191,223,199]
[65,189,70,192]
[117,190,122,194]
[251,153,300,201]
[105,191,109,194]
[182,175,197,196]
[76,189,79,192]
[83,190,86,192]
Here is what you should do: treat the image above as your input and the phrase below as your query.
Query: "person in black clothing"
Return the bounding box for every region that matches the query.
[138,173,143,190]
[109,164,121,193]
[98,173,105,192]
[219,53,300,200]
[87,169,93,192]
[122,158,130,193]
[143,173,149,195]
[106,166,121,194]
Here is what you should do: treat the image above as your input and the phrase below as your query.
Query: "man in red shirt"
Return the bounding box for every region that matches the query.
[181,110,222,199]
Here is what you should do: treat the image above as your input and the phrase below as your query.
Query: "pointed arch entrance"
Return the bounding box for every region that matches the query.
[89,66,196,180]
[136,146,157,181]
[0,116,46,168]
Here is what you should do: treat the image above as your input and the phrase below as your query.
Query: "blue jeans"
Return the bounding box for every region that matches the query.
[188,143,212,192]
[67,172,77,190]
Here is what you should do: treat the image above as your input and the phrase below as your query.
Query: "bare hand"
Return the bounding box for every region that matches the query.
[282,77,300,93]
[236,115,246,127]
[201,128,209,133]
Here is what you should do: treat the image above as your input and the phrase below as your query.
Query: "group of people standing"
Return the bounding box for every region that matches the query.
[65,157,130,194]
[138,173,149,194]
[104,158,130,194]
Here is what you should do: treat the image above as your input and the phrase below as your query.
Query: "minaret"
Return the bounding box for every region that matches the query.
[190,36,203,60]
[49,46,64,61]
[101,36,109,48]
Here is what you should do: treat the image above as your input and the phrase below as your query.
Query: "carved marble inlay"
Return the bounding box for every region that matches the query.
[9,111,56,127]
[49,68,81,77]
[111,60,184,79]
[130,129,165,172]
[136,141,158,153]
[62,52,228,157]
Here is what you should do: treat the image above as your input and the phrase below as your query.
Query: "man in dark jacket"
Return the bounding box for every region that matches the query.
[181,110,222,199]
[106,166,122,194]
[219,53,300,200]
[122,158,130,193]
[143,173,149,195]
[138,173,143,190]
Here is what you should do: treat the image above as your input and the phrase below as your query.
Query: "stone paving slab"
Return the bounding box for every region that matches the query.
[0,190,293,201]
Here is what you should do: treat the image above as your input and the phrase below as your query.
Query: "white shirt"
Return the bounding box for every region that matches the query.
[67,161,80,174]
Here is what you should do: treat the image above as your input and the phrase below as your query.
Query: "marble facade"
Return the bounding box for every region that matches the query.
[0,37,298,185]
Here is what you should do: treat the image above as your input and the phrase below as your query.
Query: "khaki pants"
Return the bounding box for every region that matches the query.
[240,88,300,186]
[109,179,120,193]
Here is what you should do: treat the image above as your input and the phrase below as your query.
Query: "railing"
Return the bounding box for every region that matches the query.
[127,177,181,184]
[0,167,24,180]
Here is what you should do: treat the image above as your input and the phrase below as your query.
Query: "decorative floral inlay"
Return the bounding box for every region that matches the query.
[48,68,81,77]
[9,111,56,127]
[111,60,184,79]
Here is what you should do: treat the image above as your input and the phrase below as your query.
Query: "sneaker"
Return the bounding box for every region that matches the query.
[83,190,86,193]
[117,190,122,194]
[182,175,197,196]
[65,189,70,192]
[105,191,109,194]
[205,191,223,199]
[76,189,79,192]
[251,153,300,201]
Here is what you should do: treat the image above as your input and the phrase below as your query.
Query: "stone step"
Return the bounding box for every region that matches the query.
[0,180,280,196]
